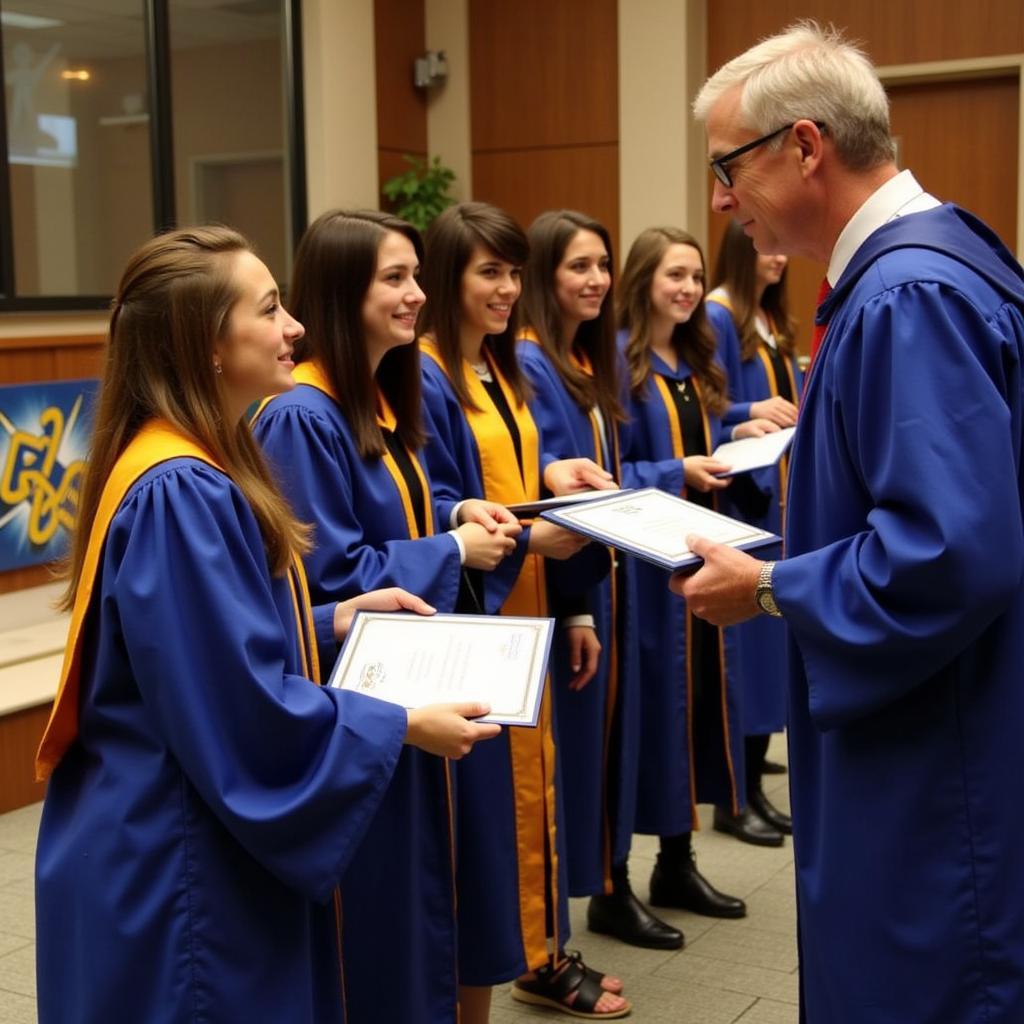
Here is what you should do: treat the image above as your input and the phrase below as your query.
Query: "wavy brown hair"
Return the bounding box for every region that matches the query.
[617,226,728,416]
[520,209,625,423]
[711,220,796,362]
[290,209,425,458]
[418,202,531,411]
[60,226,310,610]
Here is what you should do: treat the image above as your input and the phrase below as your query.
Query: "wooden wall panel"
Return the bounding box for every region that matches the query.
[375,0,428,202]
[474,145,620,260]
[468,0,619,253]
[707,0,1024,76]
[0,704,49,812]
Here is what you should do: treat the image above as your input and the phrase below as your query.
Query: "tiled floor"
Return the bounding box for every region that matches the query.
[0,738,797,1023]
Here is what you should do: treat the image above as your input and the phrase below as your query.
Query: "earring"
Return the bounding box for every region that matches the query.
[214,362,222,375]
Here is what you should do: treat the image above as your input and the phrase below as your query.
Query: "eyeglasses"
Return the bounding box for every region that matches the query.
[710,122,826,188]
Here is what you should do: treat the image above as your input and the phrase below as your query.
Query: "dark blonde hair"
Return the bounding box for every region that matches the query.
[418,202,530,411]
[61,226,310,610]
[520,210,625,423]
[711,220,796,362]
[290,209,425,458]
[617,226,728,415]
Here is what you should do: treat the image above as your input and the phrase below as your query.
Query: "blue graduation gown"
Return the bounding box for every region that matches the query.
[35,458,407,1024]
[707,297,803,735]
[254,379,461,1024]
[617,334,746,835]
[775,205,1024,1022]
[420,350,570,985]
[517,339,640,895]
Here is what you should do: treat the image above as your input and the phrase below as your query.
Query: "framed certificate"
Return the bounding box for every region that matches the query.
[327,612,553,727]
[541,486,779,571]
[711,427,796,477]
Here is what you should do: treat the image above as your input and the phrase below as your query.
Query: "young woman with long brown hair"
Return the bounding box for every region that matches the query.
[252,209,519,1023]
[517,209,684,954]
[418,201,628,1022]
[617,226,780,926]
[34,226,498,1024]
[705,219,803,844]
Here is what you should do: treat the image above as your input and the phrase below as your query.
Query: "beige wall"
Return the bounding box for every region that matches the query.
[425,0,472,200]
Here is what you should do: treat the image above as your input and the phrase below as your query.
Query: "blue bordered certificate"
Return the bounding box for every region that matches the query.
[540,486,779,571]
[328,612,553,727]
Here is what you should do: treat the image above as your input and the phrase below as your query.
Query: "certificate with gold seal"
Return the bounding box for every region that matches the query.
[327,612,553,726]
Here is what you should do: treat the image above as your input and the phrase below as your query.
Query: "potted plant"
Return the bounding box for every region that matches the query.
[381,155,456,231]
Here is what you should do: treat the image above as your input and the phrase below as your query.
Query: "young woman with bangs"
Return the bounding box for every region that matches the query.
[517,209,683,955]
[35,226,497,1024]
[616,226,780,925]
[418,201,628,1022]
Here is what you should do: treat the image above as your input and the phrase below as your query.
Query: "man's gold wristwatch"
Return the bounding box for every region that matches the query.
[755,560,782,618]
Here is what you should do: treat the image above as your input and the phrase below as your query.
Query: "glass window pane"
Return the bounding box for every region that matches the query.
[169,0,292,285]
[3,1,154,296]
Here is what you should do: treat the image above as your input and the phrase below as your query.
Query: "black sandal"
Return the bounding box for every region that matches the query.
[511,954,631,1019]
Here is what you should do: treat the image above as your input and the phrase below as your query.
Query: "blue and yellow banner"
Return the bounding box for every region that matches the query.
[0,379,97,572]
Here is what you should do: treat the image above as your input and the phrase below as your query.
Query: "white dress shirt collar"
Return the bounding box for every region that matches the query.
[826,170,940,286]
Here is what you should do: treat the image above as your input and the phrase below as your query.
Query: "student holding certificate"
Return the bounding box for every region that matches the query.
[705,221,804,842]
[34,227,499,1024]
[419,202,629,1022]
[252,210,516,1024]
[517,210,683,953]
[617,227,781,922]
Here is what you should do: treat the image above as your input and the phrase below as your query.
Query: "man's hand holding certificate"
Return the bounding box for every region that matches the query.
[540,487,778,571]
[329,612,553,727]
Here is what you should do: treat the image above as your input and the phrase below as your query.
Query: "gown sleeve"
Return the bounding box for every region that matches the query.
[707,301,753,426]
[773,282,1024,728]
[108,461,409,902]
[255,402,461,609]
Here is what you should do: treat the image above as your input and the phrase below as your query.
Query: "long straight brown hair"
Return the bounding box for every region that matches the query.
[617,226,728,416]
[520,210,625,423]
[289,209,426,458]
[711,219,796,362]
[418,201,531,411]
[60,226,310,610]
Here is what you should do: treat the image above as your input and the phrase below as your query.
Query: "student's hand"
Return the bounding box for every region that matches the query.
[457,521,520,570]
[543,457,617,496]
[566,626,601,691]
[527,520,591,560]
[683,456,732,493]
[333,588,436,641]
[750,396,798,427]
[405,703,502,758]
[733,417,781,439]
[669,535,762,625]
[457,498,522,534]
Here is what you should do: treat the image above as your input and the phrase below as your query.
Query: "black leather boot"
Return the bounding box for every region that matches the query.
[749,788,792,835]
[588,863,684,949]
[649,852,746,918]
[713,805,785,847]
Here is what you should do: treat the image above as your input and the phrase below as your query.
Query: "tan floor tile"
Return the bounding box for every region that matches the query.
[0,806,40,858]
[0,890,33,942]
[0,947,33,1000]
[655,952,799,1004]
[0,854,33,890]
[685,921,798,973]
[0,938,27,961]
[0,989,36,1024]
[736,997,800,1023]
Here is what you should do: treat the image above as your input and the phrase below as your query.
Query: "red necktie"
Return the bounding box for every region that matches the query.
[809,277,832,367]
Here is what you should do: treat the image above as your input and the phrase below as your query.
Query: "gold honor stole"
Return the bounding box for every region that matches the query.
[520,330,620,891]
[277,360,435,538]
[420,337,560,969]
[649,370,741,818]
[34,419,319,782]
